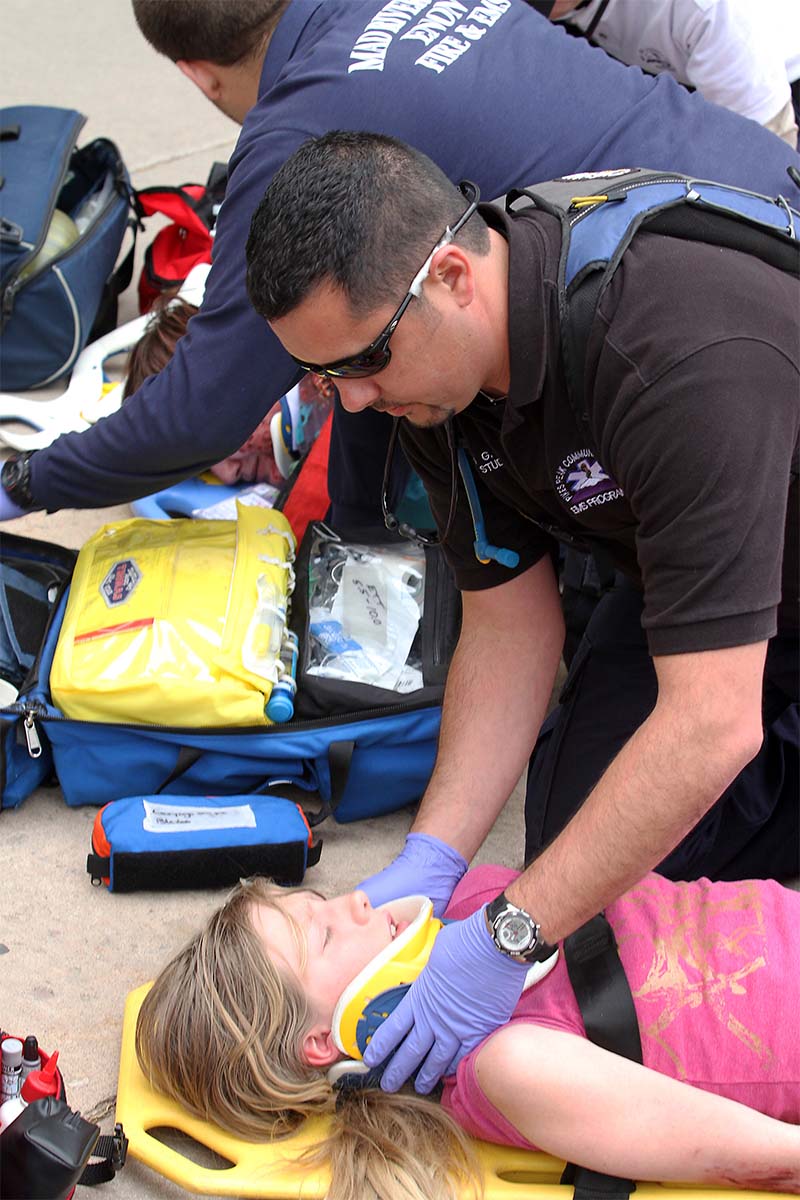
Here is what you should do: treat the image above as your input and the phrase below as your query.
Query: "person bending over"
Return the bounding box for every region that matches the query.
[3,0,800,527]
[137,865,800,1200]
[543,0,800,148]
[245,131,799,1095]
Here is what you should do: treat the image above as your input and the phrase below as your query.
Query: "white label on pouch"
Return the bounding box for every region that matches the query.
[142,801,257,833]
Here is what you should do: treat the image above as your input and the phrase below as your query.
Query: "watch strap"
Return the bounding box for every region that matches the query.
[1,451,36,509]
[485,891,556,964]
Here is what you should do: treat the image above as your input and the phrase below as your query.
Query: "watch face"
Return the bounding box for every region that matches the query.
[497,912,535,954]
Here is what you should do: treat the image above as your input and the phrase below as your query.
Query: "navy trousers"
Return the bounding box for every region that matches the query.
[525,579,799,881]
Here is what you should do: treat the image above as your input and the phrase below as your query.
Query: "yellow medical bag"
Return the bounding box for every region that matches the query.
[50,505,294,727]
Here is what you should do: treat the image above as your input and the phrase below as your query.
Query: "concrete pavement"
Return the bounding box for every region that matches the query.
[0,6,527,1195]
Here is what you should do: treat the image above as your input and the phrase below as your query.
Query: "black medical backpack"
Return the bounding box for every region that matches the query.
[494,165,799,419]
[493,167,800,657]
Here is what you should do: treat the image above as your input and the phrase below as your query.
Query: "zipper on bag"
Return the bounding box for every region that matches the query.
[23,709,43,759]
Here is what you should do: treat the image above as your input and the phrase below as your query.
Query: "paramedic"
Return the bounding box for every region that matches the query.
[3,0,800,526]
[246,130,800,1096]
[542,0,800,148]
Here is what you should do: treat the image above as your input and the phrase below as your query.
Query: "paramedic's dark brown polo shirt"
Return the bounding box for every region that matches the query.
[400,204,799,658]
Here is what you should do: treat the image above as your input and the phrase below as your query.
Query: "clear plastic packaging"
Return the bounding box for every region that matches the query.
[242,573,287,680]
[307,533,426,693]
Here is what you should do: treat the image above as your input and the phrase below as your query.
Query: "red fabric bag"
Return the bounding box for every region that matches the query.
[135,164,227,312]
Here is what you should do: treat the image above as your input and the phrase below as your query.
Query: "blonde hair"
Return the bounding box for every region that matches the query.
[136,878,481,1200]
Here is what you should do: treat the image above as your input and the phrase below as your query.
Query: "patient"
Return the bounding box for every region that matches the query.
[123,294,334,486]
[136,865,800,1200]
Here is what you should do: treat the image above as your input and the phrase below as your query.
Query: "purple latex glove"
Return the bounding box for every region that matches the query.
[0,489,26,521]
[359,832,468,919]
[363,905,530,1093]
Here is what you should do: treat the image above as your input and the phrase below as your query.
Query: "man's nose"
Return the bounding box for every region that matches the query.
[335,376,382,413]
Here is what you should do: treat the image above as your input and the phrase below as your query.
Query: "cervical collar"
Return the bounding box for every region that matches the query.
[331,895,440,1062]
[328,895,559,1085]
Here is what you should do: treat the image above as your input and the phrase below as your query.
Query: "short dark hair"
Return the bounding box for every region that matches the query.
[131,0,288,65]
[245,131,490,322]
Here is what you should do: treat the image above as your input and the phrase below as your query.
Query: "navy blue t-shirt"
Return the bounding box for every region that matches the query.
[31,0,800,516]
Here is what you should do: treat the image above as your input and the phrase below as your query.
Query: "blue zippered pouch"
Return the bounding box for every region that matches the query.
[87,793,321,892]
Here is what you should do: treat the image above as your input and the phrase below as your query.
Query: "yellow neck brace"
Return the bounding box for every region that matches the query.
[329,894,560,1076]
[332,895,440,1061]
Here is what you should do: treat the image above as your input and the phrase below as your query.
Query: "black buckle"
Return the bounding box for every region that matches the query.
[111,1123,128,1171]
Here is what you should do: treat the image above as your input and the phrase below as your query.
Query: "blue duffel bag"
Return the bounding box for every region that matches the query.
[0,527,460,827]
[0,105,137,390]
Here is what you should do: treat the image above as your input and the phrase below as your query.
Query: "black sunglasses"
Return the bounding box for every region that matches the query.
[289,180,481,380]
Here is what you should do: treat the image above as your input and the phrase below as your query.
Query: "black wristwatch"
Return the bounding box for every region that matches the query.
[484,891,557,965]
[1,451,36,509]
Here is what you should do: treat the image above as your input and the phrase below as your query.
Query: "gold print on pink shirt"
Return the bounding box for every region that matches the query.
[619,879,773,1080]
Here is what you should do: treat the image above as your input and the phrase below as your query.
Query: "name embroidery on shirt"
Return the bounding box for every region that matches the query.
[477,448,504,474]
[555,449,624,514]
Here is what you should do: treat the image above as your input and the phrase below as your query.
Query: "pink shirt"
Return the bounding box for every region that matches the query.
[441,866,800,1150]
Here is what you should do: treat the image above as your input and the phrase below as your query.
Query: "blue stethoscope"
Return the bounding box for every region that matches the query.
[380,417,519,569]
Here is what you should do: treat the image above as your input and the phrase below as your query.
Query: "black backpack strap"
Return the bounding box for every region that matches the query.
[561,913,642,1200]
[88,216,138,341]
[643,202,800,275]
[561,179,800,430]
[561,265,605,432]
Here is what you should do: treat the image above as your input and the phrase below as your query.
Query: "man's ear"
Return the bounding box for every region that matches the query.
[433,246,475,309]
[177,59,224,104]
[302,1025,340,1069]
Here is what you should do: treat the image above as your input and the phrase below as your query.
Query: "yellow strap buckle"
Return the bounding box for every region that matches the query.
[569,194,609,210]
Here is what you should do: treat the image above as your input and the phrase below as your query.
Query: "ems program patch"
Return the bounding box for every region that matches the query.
[555,450,624,515]
[101,559,141,607]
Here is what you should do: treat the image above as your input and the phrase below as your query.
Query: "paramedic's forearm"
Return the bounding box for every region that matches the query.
[412,555,564,861]
[508,641,768,943]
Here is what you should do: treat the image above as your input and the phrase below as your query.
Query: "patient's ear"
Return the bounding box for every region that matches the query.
[303,1025,340,1068]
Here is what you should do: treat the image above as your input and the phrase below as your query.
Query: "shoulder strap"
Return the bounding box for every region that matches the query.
[561,912,643,1200]
[503,168,800,430]
[561,173,800,425]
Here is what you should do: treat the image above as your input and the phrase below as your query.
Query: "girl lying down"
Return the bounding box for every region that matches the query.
[136,865,800,1200]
